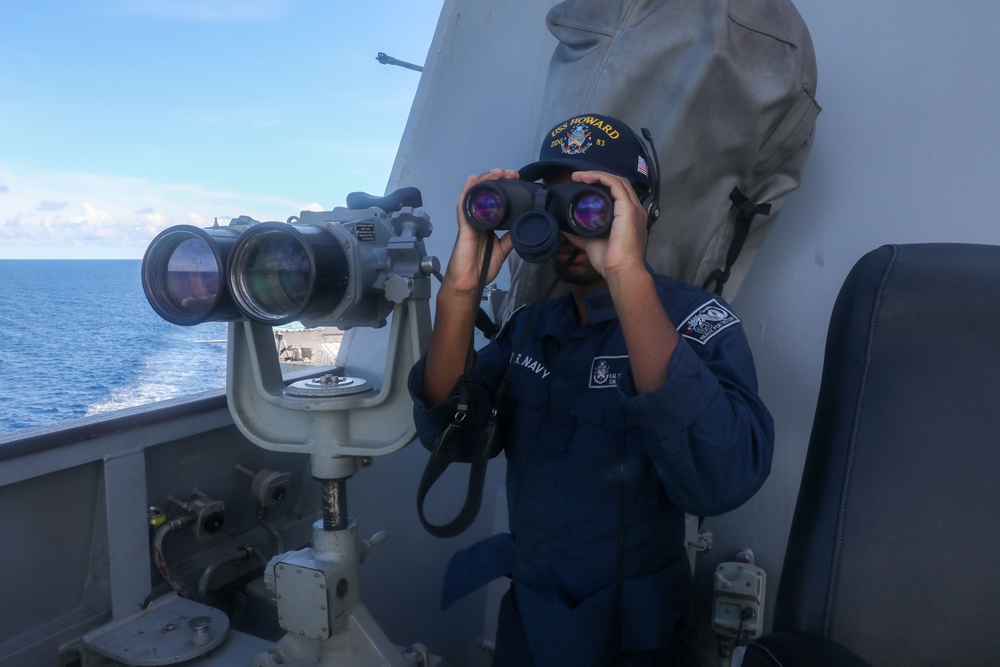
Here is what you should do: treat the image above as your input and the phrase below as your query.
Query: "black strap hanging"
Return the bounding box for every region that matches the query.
[416,375,495,538]
[428,267,500,340]
[702,187,772,295]
[417,248,580,538]
[417,234,496,538]
[474,307,500,339]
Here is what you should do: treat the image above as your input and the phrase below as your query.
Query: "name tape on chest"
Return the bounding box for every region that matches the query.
[678,299,740,345]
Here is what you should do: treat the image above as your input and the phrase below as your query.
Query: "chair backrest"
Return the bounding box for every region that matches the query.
[773,243,1000,666]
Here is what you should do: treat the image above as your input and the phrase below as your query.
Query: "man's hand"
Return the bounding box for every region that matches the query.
[565,169,678,394]
[424,169,518,405]
[561,170,649,282]
[443,169,519,297]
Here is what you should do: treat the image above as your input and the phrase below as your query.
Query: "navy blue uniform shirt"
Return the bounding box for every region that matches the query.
[409,272,773,666]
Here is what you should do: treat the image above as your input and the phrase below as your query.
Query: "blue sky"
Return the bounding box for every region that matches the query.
[0,1,441,259]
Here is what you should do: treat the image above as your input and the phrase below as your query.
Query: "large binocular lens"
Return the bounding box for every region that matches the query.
[142,225,243,326]
[228,223,350,326]
[142,222,351,327]
[463,179,614,263]
[143,189,432,330]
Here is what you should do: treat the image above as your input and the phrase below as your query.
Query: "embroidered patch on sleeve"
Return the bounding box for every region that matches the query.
[678,299,740,345]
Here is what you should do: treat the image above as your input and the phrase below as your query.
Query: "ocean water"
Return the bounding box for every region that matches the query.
[0,260,229,435]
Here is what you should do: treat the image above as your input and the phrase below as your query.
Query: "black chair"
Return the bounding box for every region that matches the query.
[744,244,1000,667]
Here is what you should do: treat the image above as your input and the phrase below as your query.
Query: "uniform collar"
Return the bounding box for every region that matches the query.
[536,286,619,339]
[581,287,618,324]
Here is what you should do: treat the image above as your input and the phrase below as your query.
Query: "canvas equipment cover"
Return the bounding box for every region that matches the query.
[502,0,820,317]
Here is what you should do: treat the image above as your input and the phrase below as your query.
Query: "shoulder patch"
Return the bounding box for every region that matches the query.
[678,299,740,345]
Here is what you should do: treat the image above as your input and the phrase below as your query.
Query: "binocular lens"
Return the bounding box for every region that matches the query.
[467,188,505,228]
[142,226,239,325]
[164,237,221,319]
[460,179,614,261]
[570,193,613,234]
[233,231,312,322]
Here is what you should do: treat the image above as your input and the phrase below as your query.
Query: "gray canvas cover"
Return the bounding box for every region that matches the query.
[502,0,820,318]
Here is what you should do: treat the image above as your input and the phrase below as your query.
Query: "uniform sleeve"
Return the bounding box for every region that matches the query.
[408,327,516,460]
[617,325,774,516]
[408,356,462,451]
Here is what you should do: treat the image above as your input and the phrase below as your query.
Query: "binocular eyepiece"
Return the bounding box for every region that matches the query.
[463,179,614,263]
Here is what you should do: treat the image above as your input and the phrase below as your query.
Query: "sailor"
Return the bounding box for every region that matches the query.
[409,114,774,666]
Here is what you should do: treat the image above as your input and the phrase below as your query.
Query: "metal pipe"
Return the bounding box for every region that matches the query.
[262,519,285,554]
[152,516,194,597]
[197,545,268,600]
[320,478,348,531]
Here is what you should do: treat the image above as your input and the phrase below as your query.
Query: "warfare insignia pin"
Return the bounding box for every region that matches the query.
[594,360,610,384]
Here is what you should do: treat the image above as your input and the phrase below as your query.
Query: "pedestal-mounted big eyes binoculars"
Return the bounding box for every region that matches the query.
[141,188,433,329]
[463,179,614,263]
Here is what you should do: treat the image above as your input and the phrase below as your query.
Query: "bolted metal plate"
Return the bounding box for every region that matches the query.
[82,593,229,666]
[273,561,332,640]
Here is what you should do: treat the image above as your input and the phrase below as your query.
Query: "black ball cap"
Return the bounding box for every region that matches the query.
[519,113,653,193]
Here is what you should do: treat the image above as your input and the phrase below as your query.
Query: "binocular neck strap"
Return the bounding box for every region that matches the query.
[417,248,580,538]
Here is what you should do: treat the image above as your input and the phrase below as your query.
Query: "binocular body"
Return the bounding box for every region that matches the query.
[463,179,614,263]
[141,202,433,329]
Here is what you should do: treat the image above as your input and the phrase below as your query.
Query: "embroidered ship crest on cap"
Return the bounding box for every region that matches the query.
[562,124,593,155]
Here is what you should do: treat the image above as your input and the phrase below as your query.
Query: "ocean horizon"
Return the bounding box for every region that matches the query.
[0,259,229,434]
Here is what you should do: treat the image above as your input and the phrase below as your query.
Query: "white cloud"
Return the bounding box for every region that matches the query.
[0,166,299,258]
[71,201,117,226]
[143,209,168,228]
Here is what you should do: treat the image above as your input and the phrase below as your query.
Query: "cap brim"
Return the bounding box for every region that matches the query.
[518,158,635,185]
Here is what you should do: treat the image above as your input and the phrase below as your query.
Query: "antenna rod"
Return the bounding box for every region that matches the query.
[376,52,423,72]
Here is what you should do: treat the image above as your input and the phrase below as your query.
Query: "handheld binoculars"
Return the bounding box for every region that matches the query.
[462,179,614,263]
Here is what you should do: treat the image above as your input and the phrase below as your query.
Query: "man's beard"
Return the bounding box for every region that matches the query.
[553,256,603,285]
